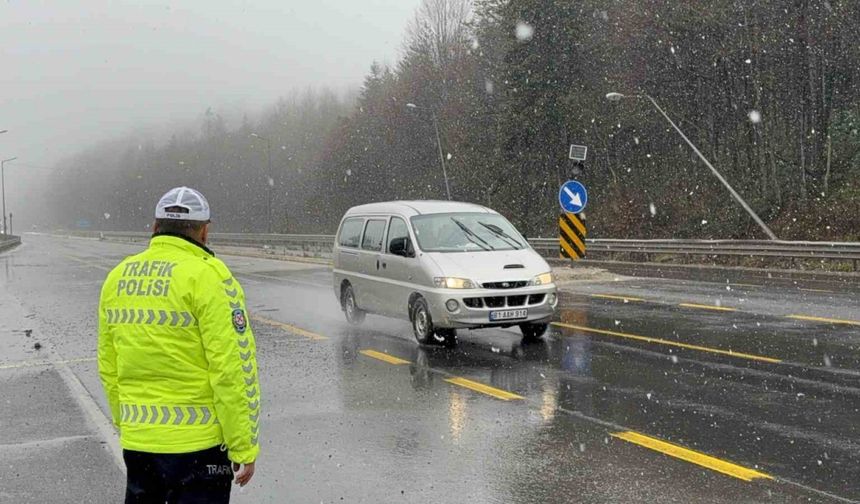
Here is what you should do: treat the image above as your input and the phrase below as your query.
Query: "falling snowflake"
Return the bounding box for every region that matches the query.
[515,22,534,42]
[748,110,762,124]
[446,153,452,160]
[649,203,657,216]
[701,220,708,225]
[267,177,274,187]
[104,213,111,220]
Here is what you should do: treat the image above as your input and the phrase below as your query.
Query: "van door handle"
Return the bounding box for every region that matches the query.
[381,261,387,269]
[376,259,381,270]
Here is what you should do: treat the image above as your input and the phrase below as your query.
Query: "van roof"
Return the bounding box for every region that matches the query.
[344,200,497,218]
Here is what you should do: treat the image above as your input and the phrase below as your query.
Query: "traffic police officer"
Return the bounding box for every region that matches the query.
[98,187,260,503]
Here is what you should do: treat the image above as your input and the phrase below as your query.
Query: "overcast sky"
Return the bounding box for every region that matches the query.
[0,0,420,227]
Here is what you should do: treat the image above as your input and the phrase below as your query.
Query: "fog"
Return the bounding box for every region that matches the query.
[0,0,419,231]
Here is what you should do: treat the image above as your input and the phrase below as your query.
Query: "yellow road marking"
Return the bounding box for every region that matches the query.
[359,349,411,365]
[798,288,834,294]
[552,322,782,364]
[0,356,97,371]
[787,314,860,327]
[611,431,773,482]
[730,283,762,288]
[251,315,328,340]
[679,303,737,312]
[444,377,524,401]
[591,294,644,302]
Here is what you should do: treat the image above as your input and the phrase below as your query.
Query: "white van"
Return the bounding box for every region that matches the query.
[332,201,558,345]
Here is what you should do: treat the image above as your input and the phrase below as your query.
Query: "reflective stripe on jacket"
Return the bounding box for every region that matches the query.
[98,233,260,464]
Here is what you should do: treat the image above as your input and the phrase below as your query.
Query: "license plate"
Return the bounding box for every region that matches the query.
[489,309,528,321]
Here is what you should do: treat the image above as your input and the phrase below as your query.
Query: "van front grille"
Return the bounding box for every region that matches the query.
[464,297,483,308]
[482,281,528,289]
[528,294,545,305]
[463,294,548,309]
[484,296,506,308]
[507,295,527,307]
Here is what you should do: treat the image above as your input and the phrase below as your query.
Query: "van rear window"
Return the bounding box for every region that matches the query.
[338,218,364,248]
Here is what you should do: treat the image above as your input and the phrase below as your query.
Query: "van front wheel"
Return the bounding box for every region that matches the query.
[411,298,434,344]
[342,284,365,325]
[411,298,456,346]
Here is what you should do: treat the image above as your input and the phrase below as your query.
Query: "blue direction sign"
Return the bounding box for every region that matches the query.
[558,180,588,214]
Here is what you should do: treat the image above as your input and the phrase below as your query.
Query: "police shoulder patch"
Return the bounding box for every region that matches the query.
[232,308,247,333]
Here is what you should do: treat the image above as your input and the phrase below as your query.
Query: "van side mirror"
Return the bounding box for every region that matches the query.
[389,237,414,258]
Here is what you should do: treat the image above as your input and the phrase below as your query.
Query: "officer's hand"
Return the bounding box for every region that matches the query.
[233,461,255,487]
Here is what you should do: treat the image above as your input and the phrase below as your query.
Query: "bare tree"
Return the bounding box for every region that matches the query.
[404,0,473,70]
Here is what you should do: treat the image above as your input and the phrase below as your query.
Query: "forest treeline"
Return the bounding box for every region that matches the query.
[49,0,860,240]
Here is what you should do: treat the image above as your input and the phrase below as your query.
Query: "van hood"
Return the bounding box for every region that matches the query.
[424,248,550,284]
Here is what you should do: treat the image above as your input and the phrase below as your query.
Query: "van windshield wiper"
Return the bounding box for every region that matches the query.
[478,221,523,249]
[451,218,494,251]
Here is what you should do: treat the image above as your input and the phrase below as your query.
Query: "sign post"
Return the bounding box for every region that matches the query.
[558,180,588,260]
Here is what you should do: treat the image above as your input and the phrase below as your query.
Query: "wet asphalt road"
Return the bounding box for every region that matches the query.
[2,234,859,503]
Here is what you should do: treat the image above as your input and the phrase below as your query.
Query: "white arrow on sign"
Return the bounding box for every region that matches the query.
[563,186,583,208]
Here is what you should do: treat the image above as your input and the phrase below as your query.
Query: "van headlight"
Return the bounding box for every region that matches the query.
[530,272,553,286]
[434,277,477,289]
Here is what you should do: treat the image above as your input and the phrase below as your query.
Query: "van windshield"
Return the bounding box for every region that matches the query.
[410,213,526,253]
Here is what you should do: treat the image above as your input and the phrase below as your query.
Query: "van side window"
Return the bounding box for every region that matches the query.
[361,219,386,252]
[338,218,364,248]
[387,217,409,254]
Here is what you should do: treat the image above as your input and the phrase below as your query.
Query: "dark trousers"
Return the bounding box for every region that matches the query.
[123,445,233,504]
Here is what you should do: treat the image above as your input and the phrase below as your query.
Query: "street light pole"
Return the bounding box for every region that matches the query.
[407,103,452,200]
[249,133,273,233]
[1,157,17,235]
[606,92,778,240]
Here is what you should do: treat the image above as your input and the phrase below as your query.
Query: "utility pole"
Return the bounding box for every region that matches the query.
[407,103,452,200]
[606,92,778,240]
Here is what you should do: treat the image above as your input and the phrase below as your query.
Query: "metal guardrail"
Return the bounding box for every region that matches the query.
[528,238,860,264]
[64,231,860,270]
[0,234,21,253]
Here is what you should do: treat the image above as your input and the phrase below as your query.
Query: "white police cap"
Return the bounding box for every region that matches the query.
[154,187,211,222]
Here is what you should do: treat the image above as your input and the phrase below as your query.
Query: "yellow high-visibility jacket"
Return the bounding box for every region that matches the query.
[98,233,260,464]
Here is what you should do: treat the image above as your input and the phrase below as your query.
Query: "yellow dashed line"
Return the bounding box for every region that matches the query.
[611,431,773,482]
[359,349,411,365]
[444,377,524,401]
[786,314,860,327]
[591,294,644,302]
[251,315,328,340]
[678,303,737,312]
[552,322,782,364]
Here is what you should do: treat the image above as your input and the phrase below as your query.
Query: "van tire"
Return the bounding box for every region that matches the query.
[411,297,434,344]
[342,284,365,325]
[520,322,548,342]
